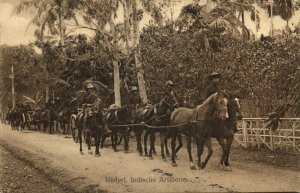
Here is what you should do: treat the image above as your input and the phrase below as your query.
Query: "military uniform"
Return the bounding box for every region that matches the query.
[82,83,101,130]
[204,72,221,99]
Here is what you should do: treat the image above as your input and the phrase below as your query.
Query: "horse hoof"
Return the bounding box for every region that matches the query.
[217,163,224,170]
[223,165,232,171]
[114,149,118,152]
[144,152,148,157]
[162,158,167,162]
[153,151,157,155]
[190,165,196,170]
[88,150,93,154]
[80,151,84,155]
[138,152,143,156]
[124,150,130,153]
[172,163,177,167]
[95,153,101,157]
[149,156,153,160]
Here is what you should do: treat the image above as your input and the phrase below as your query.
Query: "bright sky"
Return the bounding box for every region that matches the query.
[0,0,299,46]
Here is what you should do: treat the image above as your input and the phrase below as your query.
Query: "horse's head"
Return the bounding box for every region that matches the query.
[228,97,243,121]
[212,91,229,120]
[161,91,179,110]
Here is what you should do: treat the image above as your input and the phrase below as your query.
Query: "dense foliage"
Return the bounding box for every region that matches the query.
[0,0,299,117]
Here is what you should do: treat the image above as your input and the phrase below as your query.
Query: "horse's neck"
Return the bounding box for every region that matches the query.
[156,102,168,115]
[195,102,215,120]
[116,106,127,121]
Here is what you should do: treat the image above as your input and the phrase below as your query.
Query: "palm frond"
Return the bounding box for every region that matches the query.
[22,95,36,104]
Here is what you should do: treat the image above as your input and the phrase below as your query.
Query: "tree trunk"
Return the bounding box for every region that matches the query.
[132,0,148,104]
[58,6,66,66]
[122,0,131,52]
[109,15,121,107]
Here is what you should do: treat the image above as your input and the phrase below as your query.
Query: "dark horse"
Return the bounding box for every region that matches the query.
[20,111,32,131]
[166,92,229,169]
[31,109,44,131]
[170,96,243,170]
[77,106,105,156]
[134,92,179,160]
[43,108,56,134]
[57,108,73,135]
[7,110,22,130]
[210,96,243,170]
[103,105,134,152]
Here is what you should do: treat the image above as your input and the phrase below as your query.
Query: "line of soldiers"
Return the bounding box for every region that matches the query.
[80,71,222,111]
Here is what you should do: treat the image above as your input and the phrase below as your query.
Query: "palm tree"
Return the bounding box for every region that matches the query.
[15,0,80,101]
[274,0,294,34]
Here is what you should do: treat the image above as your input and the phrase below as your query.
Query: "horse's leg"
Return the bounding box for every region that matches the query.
[152,133,157,155]
[79,128,83,155]
[160,131,166,161]
[124,127,129,153]
[95,130,101,156]
[113,131,118,152]
[186,135,196,170]
[148,132,155,160]
[144,130,149,156]
[135,128,143,156]
[175,134,183,158]
[196,137,205,168]
[164,136,170,157]
[87,131,92,154]
[171,133,177,167]
[216,137,226,169]
[100,132,106,148]
[201,137,213,169]
[223,136,234,171]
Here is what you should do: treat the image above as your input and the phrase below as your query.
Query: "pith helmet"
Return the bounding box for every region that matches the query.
[131,86,138,92]
[86,83,95,89]
[165,80,174,86]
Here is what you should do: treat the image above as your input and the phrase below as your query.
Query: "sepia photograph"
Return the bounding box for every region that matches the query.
[0,0,299,192]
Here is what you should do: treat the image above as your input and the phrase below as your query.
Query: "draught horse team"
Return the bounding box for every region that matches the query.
[5,88,243,171]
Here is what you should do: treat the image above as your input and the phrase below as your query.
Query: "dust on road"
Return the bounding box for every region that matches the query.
[0,123,299,193]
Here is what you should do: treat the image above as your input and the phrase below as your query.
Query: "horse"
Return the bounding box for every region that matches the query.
[77,106,105,156]
[57,108,73,135]
[7,110,22,130]
[211,96,243,170]
[43,108,56,134]
[166,91,229,169]
[20,111,32,131]
[169,96,243,170]
[103,105,134,152]
[70,110,79,142]
[31,109,44,131]
[134,92,179,160]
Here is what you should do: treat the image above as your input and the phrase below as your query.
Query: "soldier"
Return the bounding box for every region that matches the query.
[128,86,143,110]
[164,80,175,96]
[82,83,102,130]
[205,72,221,99]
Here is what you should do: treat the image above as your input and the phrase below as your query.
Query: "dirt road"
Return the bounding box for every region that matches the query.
[0,123,299,193]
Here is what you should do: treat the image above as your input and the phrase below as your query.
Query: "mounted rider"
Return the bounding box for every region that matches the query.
[82,83,103,130]
[128,86,144,111]
[163,80,179,110]
[205,72,221,99]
